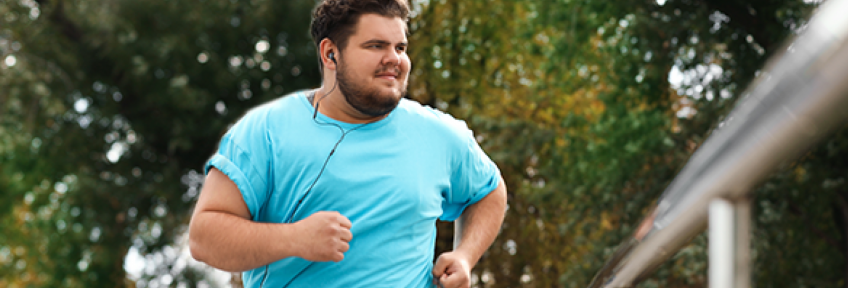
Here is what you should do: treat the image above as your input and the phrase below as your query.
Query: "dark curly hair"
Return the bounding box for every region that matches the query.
[310,0,410,59]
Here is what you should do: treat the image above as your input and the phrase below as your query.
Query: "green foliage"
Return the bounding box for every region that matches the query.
[1,0,843,287]
[412,0,832,287]
[2,0,320,286]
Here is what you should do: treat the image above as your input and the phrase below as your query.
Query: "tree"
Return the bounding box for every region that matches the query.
[410,0,827,287]
[2,0,840,287]
[1,0,320,286]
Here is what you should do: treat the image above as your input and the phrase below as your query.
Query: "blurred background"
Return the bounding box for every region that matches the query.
[1,0,845,287]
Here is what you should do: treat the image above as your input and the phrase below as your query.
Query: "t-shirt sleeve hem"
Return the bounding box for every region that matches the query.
[205,154,261,218]
[439,171,501,222]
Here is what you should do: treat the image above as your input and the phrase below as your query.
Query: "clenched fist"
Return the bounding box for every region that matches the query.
[432,251,472,288]
[294,211,353,262]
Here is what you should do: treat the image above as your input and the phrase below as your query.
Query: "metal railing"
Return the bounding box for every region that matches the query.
[587,0,848,287]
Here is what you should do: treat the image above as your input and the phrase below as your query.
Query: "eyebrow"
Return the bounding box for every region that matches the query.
[361,39,408,46]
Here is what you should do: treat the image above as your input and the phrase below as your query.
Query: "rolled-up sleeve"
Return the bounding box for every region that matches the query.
[205,112,271,219]
[441,126,501,222]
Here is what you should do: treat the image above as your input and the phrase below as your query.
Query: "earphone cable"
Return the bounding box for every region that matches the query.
[260,80,369,288]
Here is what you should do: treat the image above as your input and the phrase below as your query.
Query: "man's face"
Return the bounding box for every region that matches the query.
[336,14,411,117]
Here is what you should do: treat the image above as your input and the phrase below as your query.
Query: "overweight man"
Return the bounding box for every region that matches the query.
[188,0,507,287]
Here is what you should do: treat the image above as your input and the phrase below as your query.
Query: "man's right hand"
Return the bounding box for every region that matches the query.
[190,169,354,272]
[294,211,353,262]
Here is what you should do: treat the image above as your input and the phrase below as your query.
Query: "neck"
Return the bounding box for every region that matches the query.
[313,83,389,124]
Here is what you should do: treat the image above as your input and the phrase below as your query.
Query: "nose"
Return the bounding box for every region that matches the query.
[382,49,402,66]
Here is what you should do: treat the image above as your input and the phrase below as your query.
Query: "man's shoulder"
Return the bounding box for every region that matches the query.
[236,91,308,122]
[398,98,460,119]
[222,91,309,138]
[395,98,473,139]
[250,91,306,114]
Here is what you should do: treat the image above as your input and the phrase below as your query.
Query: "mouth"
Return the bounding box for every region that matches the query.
[375,73,398,81]
[375,68,401,81]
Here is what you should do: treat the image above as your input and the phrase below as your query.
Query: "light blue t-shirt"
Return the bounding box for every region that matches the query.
[205,90,501,288]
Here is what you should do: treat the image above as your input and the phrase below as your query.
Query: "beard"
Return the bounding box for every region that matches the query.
[336,60,407,117]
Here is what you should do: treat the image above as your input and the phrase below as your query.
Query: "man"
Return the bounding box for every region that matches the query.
[188,0,507,287]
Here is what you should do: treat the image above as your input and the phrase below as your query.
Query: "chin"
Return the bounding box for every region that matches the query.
[376,86,403,99]
[387,82,408,96]
[388,88,404,98]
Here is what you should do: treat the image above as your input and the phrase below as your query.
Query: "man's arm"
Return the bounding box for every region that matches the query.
[188,168,353,272]
[433,177,507,288]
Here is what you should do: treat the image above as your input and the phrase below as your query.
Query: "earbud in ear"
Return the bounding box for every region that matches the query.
[328,52,336,64]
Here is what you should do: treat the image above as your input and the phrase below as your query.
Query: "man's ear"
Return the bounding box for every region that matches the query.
[319,38,338,70]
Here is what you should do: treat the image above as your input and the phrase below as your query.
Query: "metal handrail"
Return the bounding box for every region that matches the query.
[588,0,848,286]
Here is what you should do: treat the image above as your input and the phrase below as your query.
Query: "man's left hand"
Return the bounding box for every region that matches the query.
[432,251,472,288]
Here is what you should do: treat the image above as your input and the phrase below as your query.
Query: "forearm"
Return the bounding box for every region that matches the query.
[189,210,300,272]
[453,178,507,267]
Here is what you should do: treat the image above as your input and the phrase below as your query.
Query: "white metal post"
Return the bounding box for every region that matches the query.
[709,198,751,288]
